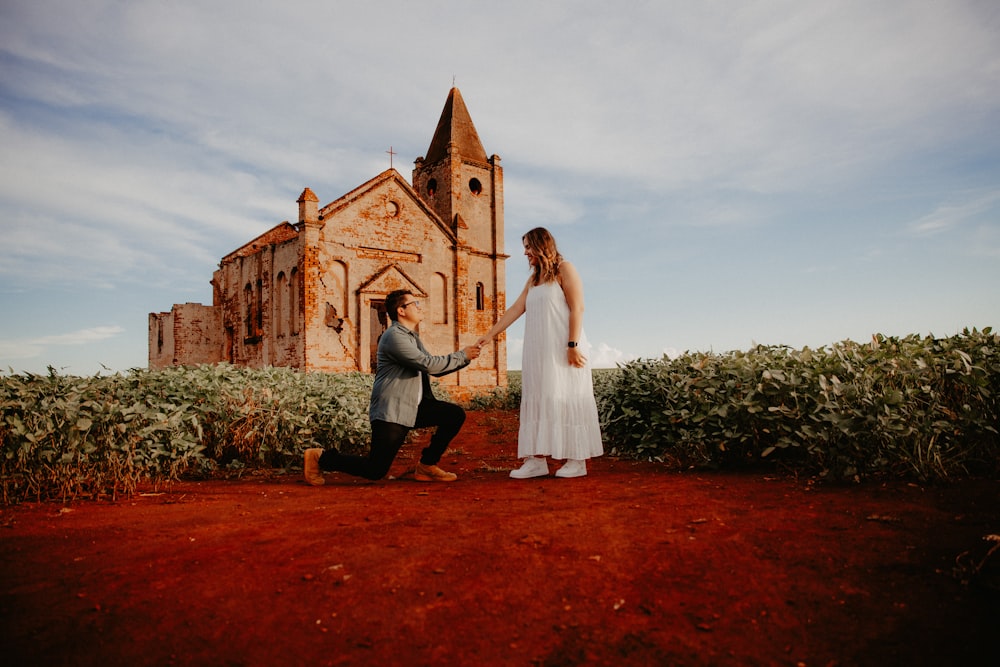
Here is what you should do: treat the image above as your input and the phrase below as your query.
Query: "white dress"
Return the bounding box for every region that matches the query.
[518,281,604,460]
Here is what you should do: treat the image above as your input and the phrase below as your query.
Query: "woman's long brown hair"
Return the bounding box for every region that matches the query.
[523,227,563,286]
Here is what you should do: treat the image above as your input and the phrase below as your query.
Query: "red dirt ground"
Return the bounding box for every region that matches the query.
[1,410,998,666]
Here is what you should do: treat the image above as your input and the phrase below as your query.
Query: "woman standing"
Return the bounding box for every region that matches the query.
[478,227,603,478]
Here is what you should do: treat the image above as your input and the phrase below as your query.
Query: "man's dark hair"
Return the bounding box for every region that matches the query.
[385,289,412,322]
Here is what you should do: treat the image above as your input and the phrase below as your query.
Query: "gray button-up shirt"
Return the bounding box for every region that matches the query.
[369,321,470,427]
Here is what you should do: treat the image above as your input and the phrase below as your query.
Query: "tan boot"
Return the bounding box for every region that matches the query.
[414,462,457,482]
[304,448,325,486]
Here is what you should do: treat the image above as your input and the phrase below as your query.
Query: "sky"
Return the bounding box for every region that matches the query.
[1,0,999,374]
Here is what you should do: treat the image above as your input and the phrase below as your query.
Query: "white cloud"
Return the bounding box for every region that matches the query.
[0,0,998,376]
[908,191,1000,236]
[588,342,637,369]
[36,326,125,346]
[0,326,124,361]
[504,175,587,232]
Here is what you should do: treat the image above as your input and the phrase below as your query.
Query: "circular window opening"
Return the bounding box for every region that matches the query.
[386,200,400,217]
[469,178,483,195]
[427,178,437,196]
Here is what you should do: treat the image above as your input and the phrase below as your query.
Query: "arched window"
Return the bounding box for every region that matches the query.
[255,278,264,334]
[330,261,347,317]
[244,283,254,338]
[289,268,300,335]
[431,272,447,323]
[275,272,286,337]
[475,282,485,311]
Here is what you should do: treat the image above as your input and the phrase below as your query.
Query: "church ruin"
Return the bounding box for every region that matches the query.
[148,87,508,397]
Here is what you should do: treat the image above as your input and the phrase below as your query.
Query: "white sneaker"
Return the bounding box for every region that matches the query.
[555,459,587,478]
[509,457,549,479]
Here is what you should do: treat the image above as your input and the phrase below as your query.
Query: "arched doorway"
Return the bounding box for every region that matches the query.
[369,301,389,371]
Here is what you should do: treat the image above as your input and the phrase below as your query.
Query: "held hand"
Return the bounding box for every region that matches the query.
[463,344,482,361]
[568,348,587,368]
[475,336,490,348]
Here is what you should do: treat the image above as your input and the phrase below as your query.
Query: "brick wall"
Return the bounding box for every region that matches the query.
[149,88,507,396]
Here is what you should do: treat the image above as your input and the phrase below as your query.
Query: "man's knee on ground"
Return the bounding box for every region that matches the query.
[361,462,393,481]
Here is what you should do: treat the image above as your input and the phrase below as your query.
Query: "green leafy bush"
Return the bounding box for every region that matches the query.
[1,365,372,502]
[4,328,997,502]
[600,328,1000,481]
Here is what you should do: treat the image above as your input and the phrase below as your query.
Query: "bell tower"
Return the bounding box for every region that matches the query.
[413,87,507,387]
[413,87,503,254]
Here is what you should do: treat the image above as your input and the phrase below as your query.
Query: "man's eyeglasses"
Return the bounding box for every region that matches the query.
[401,300,421,310]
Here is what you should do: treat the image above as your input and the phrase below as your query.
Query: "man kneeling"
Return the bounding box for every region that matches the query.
[304,289,481,484]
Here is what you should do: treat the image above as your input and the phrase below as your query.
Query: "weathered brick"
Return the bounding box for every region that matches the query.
[149,87,509,395]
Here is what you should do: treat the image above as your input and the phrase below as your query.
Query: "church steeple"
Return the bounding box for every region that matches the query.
[412,86,506,390]
[413,86,502,258]
[423,87,488,165]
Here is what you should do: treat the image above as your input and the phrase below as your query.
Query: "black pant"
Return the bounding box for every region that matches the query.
[318,398,466,480]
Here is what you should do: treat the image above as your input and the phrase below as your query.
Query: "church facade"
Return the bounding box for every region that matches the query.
[148,87,509,396]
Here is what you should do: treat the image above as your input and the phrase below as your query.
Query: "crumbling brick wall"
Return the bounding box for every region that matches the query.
[148,303,222,368]
[149,88,507,396]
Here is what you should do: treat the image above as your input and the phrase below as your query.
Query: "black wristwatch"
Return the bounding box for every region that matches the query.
[567,341,578,348]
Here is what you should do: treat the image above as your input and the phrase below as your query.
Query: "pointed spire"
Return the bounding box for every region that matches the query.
[424,87,488,165]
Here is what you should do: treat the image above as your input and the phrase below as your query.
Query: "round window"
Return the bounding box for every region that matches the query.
[469,178,482,195]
